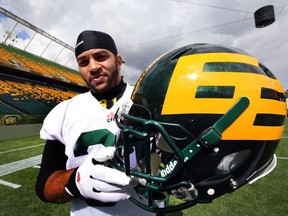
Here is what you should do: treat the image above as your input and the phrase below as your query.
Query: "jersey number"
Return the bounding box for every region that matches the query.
[74,129,115,157]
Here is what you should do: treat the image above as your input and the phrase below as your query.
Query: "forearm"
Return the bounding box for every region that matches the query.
[36,140,70,203]
[44,169,75,203]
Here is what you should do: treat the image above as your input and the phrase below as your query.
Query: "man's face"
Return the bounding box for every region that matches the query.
[77,48,122,94]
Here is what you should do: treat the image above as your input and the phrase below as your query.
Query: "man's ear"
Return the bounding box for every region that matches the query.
[116,54,123,68]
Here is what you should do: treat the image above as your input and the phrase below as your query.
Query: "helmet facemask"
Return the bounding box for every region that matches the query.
[112,102,200,213]
[111,96,262,213]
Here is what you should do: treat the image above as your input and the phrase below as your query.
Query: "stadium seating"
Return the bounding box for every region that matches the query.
[0,43,86,86]
[0,101,22,115]
[0,79,77,116]
[0,42,86,125]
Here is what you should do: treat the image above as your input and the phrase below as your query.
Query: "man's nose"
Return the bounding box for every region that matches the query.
[89,59,101,72]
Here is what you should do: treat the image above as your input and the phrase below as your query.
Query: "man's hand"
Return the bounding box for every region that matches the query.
[65,145,138,203]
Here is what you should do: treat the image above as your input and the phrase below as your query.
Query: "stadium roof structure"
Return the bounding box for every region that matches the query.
[0,7,89,94]
[0,7,77,70]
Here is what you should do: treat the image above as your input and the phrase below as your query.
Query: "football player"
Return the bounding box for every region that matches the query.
[36,30,154,216]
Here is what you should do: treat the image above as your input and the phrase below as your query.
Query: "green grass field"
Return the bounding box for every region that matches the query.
[0,120,287,216]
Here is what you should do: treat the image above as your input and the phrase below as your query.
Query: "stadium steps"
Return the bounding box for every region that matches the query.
[0,93,51,115]
[0,80,52,115]
[0,100,23,115]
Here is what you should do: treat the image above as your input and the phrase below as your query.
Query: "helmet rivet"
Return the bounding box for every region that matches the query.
[230,179,238,189]
[189,150,193,153]
[213,147,219,153]
[207,188,215,195]
[196,144,200,148]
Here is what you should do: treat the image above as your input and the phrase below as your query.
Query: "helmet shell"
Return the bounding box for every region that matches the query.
[131,44,286,197]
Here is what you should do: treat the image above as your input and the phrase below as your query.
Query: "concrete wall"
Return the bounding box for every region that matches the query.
[0,124,42,140]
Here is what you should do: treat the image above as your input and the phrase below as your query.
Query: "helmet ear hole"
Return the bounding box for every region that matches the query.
[217,149,251,172]
[137,152,162,178]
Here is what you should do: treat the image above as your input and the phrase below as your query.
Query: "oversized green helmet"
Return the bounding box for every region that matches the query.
[112,44,286,214]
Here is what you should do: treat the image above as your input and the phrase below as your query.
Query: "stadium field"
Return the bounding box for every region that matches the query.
[0,119,287,216]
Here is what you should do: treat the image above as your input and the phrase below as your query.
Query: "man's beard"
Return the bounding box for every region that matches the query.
[89,59,120,94]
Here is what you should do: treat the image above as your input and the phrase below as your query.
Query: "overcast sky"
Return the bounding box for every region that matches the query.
[0,0,287,90]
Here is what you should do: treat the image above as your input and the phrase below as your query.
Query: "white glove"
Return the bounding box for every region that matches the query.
[90,145,116,162]
[66,145,138,203]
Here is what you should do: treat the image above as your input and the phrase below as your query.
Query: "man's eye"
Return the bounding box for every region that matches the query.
[97,55,106,61]
[78,59,89,67]
[94,53,109,61]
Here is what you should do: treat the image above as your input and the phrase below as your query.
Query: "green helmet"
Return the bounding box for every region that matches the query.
[112,44,286,213]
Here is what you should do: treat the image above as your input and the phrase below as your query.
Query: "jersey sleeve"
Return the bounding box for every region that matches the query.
[40,100,70,143]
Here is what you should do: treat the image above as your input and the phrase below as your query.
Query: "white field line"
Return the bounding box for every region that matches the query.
[0,143,45,155]
[277,157,288,160]
[0,179,21,188]
[0,155,42,177]
[0,155,42,188]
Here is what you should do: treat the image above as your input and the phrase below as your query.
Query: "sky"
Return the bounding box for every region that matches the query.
[0,0,287,90]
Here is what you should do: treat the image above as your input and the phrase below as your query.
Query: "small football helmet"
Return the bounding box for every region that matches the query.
[112,44,286,213]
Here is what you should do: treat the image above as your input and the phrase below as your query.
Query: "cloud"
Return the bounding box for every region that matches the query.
[0,0,287,89]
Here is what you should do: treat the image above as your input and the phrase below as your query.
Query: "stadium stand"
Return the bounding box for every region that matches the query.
[0,43,86,85]
[0,42,88,126]
[0,79,77,116]
[0,101,22,115]
[0,8,89,138]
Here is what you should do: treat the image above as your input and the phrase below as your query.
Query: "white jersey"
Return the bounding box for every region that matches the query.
[40,84,154,216]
